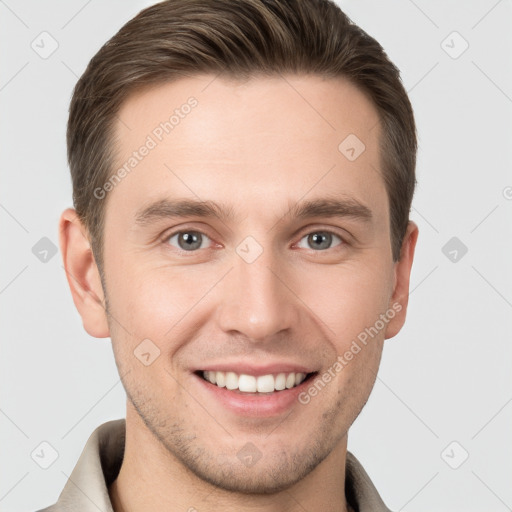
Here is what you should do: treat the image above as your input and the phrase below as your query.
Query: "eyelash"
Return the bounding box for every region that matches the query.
[162,227,347,254]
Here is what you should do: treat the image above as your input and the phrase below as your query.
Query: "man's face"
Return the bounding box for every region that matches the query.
[99,74,405,493]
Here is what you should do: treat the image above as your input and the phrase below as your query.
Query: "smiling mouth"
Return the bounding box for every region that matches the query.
[195,370,318,394]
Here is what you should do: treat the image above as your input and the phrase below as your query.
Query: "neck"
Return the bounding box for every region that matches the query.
[109,406,353,512]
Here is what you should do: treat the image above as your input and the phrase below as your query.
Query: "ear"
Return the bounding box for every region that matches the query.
[59,208,110,338]
[384,221,419,339]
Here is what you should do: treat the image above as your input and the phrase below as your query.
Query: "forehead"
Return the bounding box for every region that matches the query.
[107,74,386,226]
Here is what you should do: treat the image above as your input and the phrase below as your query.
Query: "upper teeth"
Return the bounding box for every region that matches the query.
[202,371,307,393]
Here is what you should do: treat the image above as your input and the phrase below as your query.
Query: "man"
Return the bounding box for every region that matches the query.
[39,0,418,510]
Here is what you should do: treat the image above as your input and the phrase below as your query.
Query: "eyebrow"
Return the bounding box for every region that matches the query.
[134,196,373,226]
[289,197,372,223]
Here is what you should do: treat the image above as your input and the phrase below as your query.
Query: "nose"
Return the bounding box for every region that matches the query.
[215,244,300,342]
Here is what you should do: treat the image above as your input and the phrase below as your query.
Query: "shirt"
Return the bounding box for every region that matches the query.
[36,419,393,512]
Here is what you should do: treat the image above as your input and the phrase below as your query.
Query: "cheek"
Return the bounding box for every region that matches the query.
[298,261,393,344]
[108,261,219,346]
[104,250,176,323]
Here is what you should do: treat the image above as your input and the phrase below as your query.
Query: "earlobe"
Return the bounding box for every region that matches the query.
[59,208,110,338]
[384,221,419,339]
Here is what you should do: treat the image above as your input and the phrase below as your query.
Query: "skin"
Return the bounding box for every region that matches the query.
[60,74,418,512]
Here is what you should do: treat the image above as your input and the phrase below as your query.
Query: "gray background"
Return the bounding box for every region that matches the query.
[1,1,511,511]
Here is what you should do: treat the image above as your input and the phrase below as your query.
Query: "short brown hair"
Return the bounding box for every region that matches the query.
[68,0,416,274]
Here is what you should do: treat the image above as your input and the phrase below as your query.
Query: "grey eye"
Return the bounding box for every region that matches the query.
[297,231,342,251]
[167,231,209,251]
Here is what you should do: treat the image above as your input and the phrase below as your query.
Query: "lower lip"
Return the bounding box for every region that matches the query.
[193,373,316,417]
